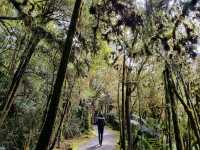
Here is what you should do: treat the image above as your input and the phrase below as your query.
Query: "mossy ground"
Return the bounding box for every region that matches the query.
[54,129,96,150]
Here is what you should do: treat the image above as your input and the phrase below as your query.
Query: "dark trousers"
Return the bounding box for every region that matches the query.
[98,127,104,145]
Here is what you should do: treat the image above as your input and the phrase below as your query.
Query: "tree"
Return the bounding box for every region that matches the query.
[0,0,62,128]
[164,64,184,150]
[35,0,83,149]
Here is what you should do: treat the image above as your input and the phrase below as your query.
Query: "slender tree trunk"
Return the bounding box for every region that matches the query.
[171,78,200,147]
[117,77,122,146]
[164,63,200,147]
[169,88,184,150]
[187,119,191,150]
[180,75,200,134]
[164,65,200,147]
[121,50,126,150]
[163,70,173,150]
[164,65,184,150]
[0,29,42,127]
[195,95,200,126]
[49,99,70,150]
[35,0,83,149]
[125,70,132,150]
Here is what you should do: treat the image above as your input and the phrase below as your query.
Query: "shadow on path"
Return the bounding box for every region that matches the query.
[86,145,115,150]
[86,144,100,150]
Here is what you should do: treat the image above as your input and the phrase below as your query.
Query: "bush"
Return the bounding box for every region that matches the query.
[106,112,120,130]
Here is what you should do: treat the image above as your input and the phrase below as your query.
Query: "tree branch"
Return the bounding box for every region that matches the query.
[0,16,22,20]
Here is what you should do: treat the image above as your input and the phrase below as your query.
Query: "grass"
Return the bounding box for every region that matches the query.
[54,129,96,150]
[71,129,96,150]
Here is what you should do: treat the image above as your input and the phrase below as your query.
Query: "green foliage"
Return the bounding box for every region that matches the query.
[0,99,41,149]
[0,71,9,89]
[0,0,200,149]
[91,40,112,72]
[106,112,120,130]
[82,87,96,98]
[63,118,82,138]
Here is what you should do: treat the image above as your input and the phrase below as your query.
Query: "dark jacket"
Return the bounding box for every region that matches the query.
[97,117,105,130]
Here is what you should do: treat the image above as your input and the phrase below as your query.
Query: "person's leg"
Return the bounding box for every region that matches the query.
[100,132,102,145]
[101,128,104,145]
[98,128,101,145]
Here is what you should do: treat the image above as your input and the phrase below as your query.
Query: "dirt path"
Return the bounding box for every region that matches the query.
[78,126,117,150]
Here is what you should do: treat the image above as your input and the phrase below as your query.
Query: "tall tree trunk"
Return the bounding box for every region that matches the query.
[164,65,184,150]
[125,69,132,150]
[165,63,200,147]
[35,0,83,149]
[121,50,126,150]
[0,29,42,127]
[171,77,200,147]
[179,75,200,134]
[49,99,71,150]
[186,119,191,150]
[163,70,173,150]
[169,87,184,150]
[117,77,122,146]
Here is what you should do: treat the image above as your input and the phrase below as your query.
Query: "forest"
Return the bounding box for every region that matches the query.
[0,0,200,150]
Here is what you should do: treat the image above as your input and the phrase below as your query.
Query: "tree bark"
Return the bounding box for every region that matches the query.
[163,70,173,150]
[35,0,83,149]
[164,63,200,148]
[49,100,70,150]
[121,50,126,150]
[125,69,132,150]
[164,65,184,150]
[171,79,200,147]
[179,75,200,134]
[169,87,184,150]
[117,76,122,146]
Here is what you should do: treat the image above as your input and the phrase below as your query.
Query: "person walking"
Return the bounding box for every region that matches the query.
[97,113,105,146]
